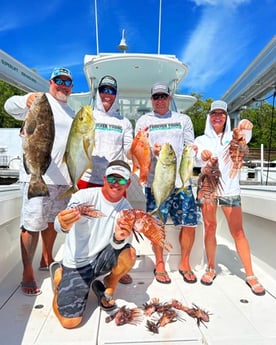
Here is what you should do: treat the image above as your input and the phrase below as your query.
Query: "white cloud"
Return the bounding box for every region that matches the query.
[181,4,250,93]
[189,0,251,7]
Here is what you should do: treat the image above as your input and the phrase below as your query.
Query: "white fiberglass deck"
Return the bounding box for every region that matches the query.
[1,224,276,345]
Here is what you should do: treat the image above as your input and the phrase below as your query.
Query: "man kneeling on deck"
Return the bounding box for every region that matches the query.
[51,160,136,328]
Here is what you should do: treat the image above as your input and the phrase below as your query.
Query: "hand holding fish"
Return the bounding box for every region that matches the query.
[26,92,43,108]
[153,143,162,156]
[58,208,81,232]
[201,149,213,161]
[114,215,133,241]
[238,119,253,131]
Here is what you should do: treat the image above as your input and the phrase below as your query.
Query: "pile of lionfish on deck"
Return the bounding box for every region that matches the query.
[105,297,211,333]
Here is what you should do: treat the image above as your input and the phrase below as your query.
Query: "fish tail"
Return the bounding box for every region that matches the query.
[59,185,79,199]
[150,208,164,223]
[28,176,49,199]
[176,186,190,196]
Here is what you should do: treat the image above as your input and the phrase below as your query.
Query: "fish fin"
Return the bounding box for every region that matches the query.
[28,176,49,199]
[132,230,144,243]
[59,185,79,199]
[150,208,164,223]
[176,186,190,196]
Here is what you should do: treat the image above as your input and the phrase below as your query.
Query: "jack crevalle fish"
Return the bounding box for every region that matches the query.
[62,105,95,197]
[151,143,176,219]
[177,144,194,194]
[130,128,151,184]
[22,93,55,199]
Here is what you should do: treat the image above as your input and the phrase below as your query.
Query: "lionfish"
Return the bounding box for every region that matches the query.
[224,127,249,178]
[197,157,223,204]
[118,209,173,251]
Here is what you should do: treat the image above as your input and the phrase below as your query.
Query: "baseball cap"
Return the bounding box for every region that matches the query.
[98,75,117,91]
[210,100,227,113]
[105,160,131,180]
[50,67,73,80]
[151,82,170,96]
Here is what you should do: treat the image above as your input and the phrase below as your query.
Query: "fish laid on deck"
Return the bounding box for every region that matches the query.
[119,208,172,251]
[22,93,55,199]
[224,127,249,178]
[151,143,176,218]
[130,128,151,184]
[62,105,95,197]
[177,144,194,194]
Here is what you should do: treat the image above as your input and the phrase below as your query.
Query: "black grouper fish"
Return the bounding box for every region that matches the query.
[22,93,55,199]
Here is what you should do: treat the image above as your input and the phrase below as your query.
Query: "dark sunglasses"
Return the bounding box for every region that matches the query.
[99,87,116,95]
[210,111,226,116]
[152,94,169,100]
[106,175,128,185]
[53,78,73,87]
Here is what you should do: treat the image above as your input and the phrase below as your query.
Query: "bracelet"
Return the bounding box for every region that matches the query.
[113,233,124,244]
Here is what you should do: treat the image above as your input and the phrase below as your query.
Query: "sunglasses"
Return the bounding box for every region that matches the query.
[152,94,169,100]
[99,87,116,95]
[106,175,128,185]
[53,78,73,87]
[210,111,226,116]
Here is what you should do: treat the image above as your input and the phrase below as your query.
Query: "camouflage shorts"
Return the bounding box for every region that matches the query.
[57,243,131,318]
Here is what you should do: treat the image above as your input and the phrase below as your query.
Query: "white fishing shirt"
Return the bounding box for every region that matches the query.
[80,90,133,184]
[54,188,132,268]
[135,110,195,188]
[194,115,252,196]
[4,93,74,185]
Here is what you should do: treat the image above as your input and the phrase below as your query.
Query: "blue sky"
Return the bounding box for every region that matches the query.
[1,0,275,100]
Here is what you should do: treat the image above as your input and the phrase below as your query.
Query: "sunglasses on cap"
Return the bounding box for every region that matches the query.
[99,87,116,95]
[53,78,73,87]
[106,175,128,185]
[152,94,169,100]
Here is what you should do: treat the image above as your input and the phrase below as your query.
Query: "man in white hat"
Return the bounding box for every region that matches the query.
[50,160,136,328]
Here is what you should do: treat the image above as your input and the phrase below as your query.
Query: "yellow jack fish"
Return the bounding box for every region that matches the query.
[151,143,176,219]
[62,105,95,197]
[177,144,194,194]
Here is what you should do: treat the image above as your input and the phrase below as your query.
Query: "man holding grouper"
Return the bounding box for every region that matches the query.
[134,82,198,284]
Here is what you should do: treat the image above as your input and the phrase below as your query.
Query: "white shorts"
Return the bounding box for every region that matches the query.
[20,183,70,232]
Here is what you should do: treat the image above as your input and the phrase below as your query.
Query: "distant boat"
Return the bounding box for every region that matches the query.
[0,145,20,185]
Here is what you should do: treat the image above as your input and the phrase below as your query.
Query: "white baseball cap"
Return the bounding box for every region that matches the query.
[210,100,227,112]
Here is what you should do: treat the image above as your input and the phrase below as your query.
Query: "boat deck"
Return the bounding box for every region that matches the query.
[1,225,276,345]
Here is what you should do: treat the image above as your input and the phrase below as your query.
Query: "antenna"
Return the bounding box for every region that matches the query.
[158,0,162,54]
[94,0,99,54]
[117,29,128,52]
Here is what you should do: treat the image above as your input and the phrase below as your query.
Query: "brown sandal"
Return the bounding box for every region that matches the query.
[200,268,216,286]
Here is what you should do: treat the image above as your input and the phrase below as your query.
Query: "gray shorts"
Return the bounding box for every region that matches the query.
[57,243,131,318]
[20,182,70,231]
[217,195,241,207]
[197,194,241,207]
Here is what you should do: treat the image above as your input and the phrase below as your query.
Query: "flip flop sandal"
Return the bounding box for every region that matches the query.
[39,266,49,271]
[92,280,117,311]
[21,281,42,296]
[119,273,133,284]
[49,261,62,292]
[153,269,171,284]
[200,268,216,286]
[179,270,197,284]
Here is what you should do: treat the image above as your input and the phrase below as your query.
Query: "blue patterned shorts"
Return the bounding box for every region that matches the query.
[145,186,198,226]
